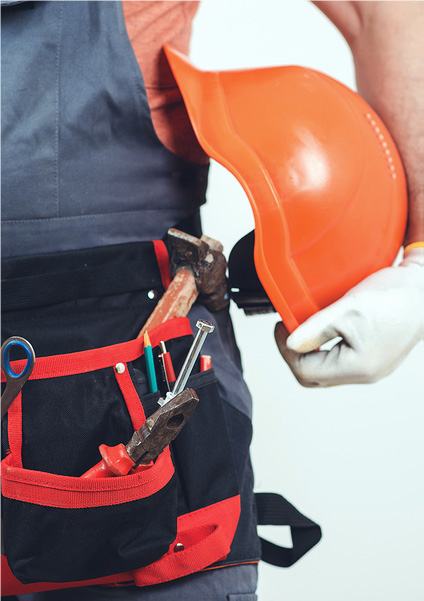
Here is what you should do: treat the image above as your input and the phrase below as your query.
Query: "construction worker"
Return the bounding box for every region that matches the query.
[1,2,422,600]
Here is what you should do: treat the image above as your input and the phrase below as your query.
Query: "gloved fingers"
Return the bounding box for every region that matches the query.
[274,322,317,387]
[275,328,379,387]
[283,303,347,354]
[274,303,352,386]
[275,320,341,387]
[274,255,424,386]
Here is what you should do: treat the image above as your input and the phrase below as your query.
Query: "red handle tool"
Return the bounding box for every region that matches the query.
[81,388,199,478]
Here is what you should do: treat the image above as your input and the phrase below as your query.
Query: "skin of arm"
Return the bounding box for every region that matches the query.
[313,0,423,245]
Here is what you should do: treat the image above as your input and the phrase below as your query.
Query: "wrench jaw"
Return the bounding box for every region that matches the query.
[81,389,199,479]
[127,389,199,466]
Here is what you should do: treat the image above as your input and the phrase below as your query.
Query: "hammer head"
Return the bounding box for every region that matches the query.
[167,228,229,312]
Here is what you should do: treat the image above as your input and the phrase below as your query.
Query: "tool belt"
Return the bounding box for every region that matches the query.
[1,240,321,595]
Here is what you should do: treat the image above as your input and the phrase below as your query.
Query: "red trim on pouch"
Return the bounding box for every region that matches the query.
[1,318,192,381]
[1,495,241,596]
[1,448,174,509]
[153,239,172,290]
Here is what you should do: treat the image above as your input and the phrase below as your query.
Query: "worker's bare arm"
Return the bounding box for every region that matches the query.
[313,1,423,244]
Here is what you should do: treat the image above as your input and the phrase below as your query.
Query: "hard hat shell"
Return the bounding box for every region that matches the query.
[165,46,408,332]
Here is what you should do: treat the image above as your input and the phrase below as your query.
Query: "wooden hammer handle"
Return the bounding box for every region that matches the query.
[137,269,198,338]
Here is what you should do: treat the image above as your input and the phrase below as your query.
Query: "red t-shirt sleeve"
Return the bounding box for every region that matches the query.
[122,1,209,165]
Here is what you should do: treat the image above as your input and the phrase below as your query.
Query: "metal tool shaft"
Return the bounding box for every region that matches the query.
[172,319,214,396]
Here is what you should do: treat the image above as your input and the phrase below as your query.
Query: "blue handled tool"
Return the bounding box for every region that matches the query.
[1,336,35,419]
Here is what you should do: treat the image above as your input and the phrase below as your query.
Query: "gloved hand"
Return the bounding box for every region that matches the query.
[275,248,424,386]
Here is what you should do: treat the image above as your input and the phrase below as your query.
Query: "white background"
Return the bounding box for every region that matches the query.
[190,2,424,600]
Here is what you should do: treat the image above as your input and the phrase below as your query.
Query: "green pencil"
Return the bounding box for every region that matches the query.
[144,331,158,393]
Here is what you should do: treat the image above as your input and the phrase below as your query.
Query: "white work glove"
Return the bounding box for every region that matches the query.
[275,248,424,386]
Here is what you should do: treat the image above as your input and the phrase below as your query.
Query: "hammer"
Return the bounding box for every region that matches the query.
[137,229,228,337]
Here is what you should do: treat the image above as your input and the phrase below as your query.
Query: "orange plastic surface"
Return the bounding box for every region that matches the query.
[165,46,408,332]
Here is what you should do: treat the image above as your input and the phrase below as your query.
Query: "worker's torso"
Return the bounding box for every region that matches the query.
[1,0,208,258]
[1,0,260,579]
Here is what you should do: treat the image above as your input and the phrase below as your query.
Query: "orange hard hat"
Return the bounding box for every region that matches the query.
[165,46,408,333]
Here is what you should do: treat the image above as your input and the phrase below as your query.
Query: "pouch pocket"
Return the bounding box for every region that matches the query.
[0,325,195,585]
[169,369,240,516]
[1,317,241,587]
[131,367,242,587]
[1,449,176,584]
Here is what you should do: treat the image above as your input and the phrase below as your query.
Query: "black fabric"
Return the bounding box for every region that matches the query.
[1,242,165,312]
[219,402,261,566]
[168,370,239,515]
[1,243,321,588]
[255,492,322,567]
[2,359,240,585]
[1,244,166,356]
[228,231,275,315]
[20,369,136,477]
[140,370,240,519]
[1,267,182,583]
[139,340,261,568]
[1,245,243,584]
[3,478,177,584]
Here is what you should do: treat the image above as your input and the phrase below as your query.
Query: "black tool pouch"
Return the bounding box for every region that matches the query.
[1,318,242,588]
[1,331,181,584]
[1,241,320,594]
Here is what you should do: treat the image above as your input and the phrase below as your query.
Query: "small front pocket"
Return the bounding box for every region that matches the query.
[167,369,240,518]
[1,448,176,584]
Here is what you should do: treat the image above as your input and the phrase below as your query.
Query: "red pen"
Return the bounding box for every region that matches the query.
[200,355,212,372]
[159,341,176,390]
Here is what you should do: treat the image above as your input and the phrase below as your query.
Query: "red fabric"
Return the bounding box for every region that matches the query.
[121,1,208,165]
[132,495,241,586]
[114,367,146,430]
[1,318,192,381]
[1,447,173,508]
[7,392,23,469]
[1,555,134,596]
[1,494,241,595]
[153,239,172,290]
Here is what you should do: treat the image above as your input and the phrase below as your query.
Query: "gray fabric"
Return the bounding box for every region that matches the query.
[1,1,208,257]
[1,1,29,5]
[17,565,258,601]
[2,209,204,257]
